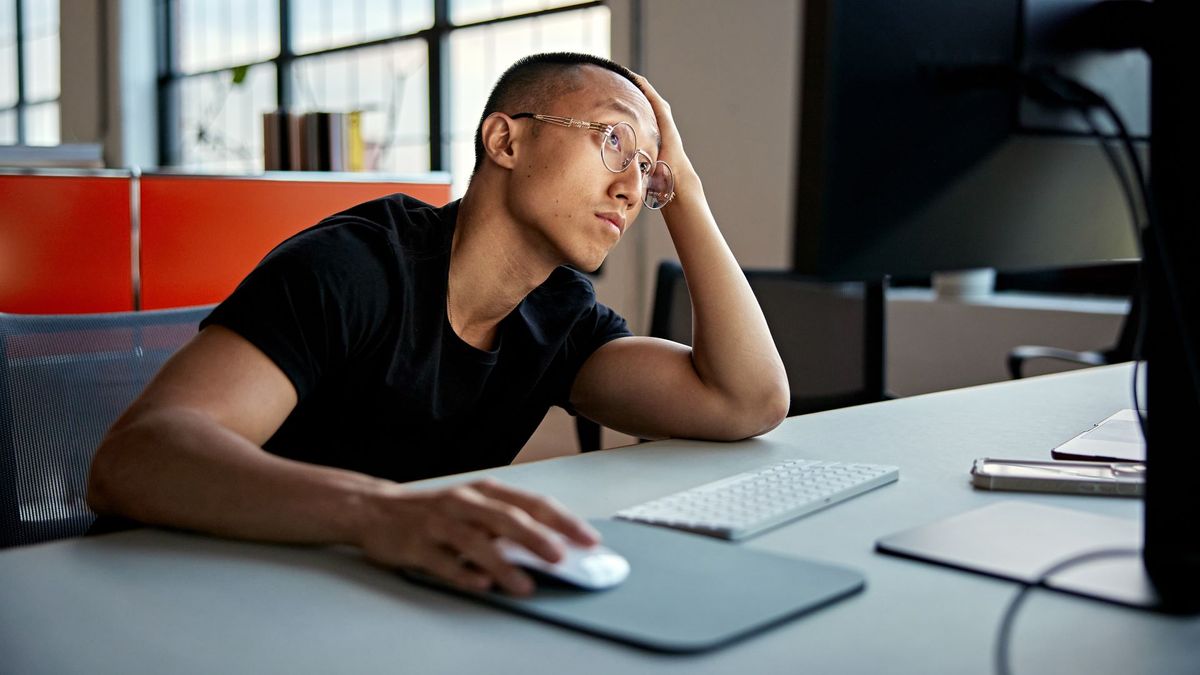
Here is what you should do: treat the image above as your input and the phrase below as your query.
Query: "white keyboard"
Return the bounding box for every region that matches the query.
[615,459,899,540]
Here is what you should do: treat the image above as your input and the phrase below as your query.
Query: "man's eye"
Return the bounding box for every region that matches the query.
[638,160,652,175]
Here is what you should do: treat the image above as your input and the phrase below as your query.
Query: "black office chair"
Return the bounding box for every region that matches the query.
[1007,290,1140,379]
[0,306,211,548]
[576,261,889,452]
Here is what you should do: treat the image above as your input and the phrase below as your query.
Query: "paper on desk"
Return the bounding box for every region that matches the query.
[1052,409,1146,462]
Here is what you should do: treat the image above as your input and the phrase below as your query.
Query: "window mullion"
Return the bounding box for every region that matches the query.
[158,0,182,166]
[15,0,26,143]
[428,0,448,172]
[277,0,292,111]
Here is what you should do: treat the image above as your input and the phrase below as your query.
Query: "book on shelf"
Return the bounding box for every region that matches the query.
[262,110,366,172]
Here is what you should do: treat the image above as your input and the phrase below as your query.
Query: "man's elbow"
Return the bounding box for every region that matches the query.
[719,381,790,441]
[86,415,149,518]
[748,386,791,437]
[86,438,124,517]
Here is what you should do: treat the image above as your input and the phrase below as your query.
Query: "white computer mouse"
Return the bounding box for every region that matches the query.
[495,533,630,591]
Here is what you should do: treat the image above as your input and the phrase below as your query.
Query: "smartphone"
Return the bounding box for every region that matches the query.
[970,458,1144,497]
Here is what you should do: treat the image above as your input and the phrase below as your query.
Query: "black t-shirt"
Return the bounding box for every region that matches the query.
[201,194,632,483]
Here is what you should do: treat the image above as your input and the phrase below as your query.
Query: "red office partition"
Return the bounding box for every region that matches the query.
[139,175,451,309]
[0,173,133,313]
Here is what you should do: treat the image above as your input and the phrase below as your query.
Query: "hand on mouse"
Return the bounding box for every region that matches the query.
[354,477,600,596]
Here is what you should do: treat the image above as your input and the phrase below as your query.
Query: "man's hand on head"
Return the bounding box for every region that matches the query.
[566,72,790,443]
[631,74,698,194]
[355,478,600,596]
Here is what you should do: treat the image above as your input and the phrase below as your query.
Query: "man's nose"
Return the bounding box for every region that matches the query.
[610,165,643,205]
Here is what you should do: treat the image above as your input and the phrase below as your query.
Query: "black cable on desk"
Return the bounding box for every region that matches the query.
[994,547,1142,675]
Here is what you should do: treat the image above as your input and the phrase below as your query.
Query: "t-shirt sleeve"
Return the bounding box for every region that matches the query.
[553,299,634,414]
[200,222,391,402]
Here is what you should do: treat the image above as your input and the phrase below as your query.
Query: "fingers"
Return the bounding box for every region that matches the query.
[437,519,534,596]
[368,480,593,597]
[632,72,656,98]
[629,73,685,162]
[414,546,493,594]
[631,72,669,111]
[442,485,565,562]
[472,479,601,547]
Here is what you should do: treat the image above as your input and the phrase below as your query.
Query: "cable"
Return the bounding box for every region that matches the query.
[994,547,1141,675]
[1078,109,1144,247]
[1024,66,1200,440]
[1029,68,1149,432]
[1072,104,1148,429]
[992,71,1192,675]
[1095,92,1200,418]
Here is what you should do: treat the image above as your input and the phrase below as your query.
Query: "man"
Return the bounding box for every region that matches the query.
[86,53,789,596]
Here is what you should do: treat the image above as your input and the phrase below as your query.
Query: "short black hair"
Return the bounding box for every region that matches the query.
[471,52,639,174]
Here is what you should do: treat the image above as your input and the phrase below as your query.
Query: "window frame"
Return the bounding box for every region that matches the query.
[155,0,605,171]
[1,0,61,145]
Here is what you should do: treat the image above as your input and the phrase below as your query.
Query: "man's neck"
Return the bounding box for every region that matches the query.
[447,187,559,348]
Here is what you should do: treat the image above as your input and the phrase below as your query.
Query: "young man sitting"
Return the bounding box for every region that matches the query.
[87,53,789,596]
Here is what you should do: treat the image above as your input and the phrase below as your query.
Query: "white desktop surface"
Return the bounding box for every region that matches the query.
[2,365,1196,674]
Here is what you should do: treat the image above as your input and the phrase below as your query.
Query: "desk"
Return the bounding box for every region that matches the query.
[1,365,1196,673]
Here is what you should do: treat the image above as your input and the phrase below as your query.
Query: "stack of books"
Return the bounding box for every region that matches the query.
[263,110,365,171]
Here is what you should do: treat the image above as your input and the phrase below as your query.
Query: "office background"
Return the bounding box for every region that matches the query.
[7,6,1192,668]
[1,0,1126,458]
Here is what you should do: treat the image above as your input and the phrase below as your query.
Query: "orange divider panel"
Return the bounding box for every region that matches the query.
[139,176,451,310]
[0,174,133,313]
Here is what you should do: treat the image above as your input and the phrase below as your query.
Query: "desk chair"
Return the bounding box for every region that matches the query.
[576,261,888,452]
[0,306,211,548]
[1007,291,1140,379]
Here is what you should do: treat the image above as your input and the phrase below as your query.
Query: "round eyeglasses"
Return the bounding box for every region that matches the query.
[511,113,675,210]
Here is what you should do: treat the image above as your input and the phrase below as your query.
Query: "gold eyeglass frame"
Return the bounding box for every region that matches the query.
[510,112,676,210]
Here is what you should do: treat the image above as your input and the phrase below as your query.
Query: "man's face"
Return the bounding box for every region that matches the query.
[507,66,660,273]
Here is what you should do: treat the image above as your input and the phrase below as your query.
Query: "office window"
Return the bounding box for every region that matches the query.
[0,0,14,144]
[0,0,60,146]
[160,0,608,186]
[448,5,608,194]
[0,109,15,143]
[291,40,430,173]
[290,0,433,55]
[168,0,279,171]
[177,0,278,74]
[22,98,54,143]
[178,62,277,172]
[450,0,589,26]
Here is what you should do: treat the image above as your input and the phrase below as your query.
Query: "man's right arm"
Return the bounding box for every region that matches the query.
[86,325,597,596]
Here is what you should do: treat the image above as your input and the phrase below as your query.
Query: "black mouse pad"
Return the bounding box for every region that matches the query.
[403,518,865,653]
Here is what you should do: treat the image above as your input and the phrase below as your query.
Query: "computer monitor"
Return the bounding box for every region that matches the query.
[793,0,1146,281]
[1142,0,1199,612]
[795,0,1198,611]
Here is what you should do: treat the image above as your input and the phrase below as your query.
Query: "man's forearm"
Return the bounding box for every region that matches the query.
[87,406,385,546]
[87,405,602,596]
[660,169,789,411]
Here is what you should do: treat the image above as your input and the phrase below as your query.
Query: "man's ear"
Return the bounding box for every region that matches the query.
[479,113,521,170]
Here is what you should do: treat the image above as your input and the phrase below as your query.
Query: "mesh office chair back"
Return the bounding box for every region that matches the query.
[0,306,211,548]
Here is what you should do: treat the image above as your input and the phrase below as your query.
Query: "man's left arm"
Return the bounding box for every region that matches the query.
[569,76,790,442]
